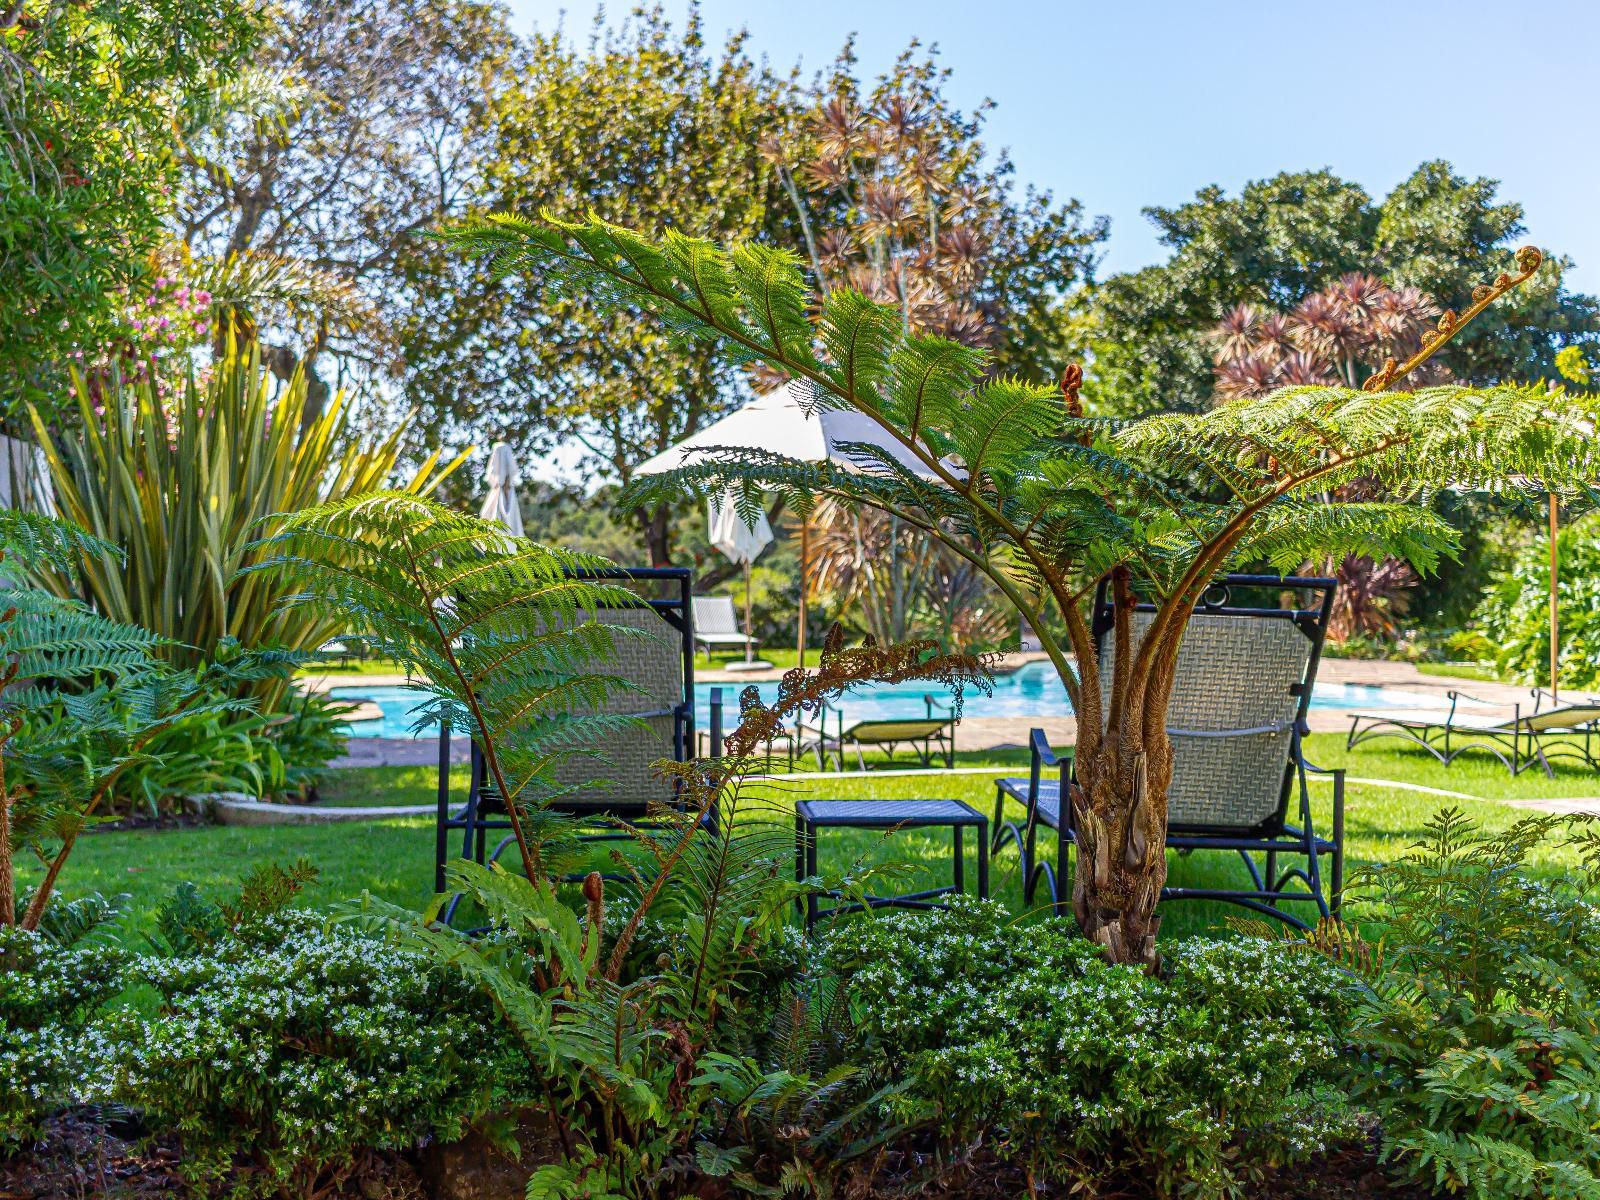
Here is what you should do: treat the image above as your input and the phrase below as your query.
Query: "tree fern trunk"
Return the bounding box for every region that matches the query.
[1069,736,1171,971]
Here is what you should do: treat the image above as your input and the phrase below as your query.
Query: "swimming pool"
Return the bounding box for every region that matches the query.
[329,661,1451,739]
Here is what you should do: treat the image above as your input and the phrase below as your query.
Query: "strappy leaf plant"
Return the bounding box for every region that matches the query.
[26,337,465,713]
[446,212,1600,967]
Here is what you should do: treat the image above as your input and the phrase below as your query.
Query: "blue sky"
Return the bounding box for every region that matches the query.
[503,0,1599,293]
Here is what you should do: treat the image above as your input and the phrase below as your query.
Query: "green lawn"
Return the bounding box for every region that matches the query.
[29,728,1596,947]
[297,656,412,678]
[1415,661,1502,683]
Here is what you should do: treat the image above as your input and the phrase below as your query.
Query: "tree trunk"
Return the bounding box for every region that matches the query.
[1067,569,1176,973]
[642,503,672,567]
[1068,735,1172,971]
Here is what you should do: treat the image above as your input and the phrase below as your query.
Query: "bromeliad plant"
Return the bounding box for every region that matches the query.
[446,213,1600,967]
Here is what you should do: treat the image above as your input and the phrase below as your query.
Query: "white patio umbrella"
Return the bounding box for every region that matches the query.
[479,441,524,537]
[634,380,947,481]
[708,490,773,671]
[636,381,952,665]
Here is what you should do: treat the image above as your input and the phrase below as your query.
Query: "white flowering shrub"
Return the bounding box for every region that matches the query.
[0,925,125,1145]
[826,898,1359,1199]
[85,912,528,1198]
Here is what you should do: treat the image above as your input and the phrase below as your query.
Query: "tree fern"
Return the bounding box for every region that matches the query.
[446,211,1599,966]
[253,491,656,883]
[1335,810,1600,1198]
[0,512,293,930]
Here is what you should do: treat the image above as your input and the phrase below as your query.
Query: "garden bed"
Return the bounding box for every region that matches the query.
[0,1109,1441,1200]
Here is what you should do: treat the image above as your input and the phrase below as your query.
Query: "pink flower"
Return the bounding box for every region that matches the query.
[130,318,143,330]
[194,290,212,306]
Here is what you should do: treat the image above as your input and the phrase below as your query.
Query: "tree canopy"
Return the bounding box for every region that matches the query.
[1086,162,1599,416]
[176,0,513,420]
[0,0,259,422]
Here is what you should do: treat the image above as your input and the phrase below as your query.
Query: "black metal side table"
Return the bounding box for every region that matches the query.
[794,798,989,927]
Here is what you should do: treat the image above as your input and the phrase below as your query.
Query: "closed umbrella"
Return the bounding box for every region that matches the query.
[708,489,773,671]
[479,442,524,537]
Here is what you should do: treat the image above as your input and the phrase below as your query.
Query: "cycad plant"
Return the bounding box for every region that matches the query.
[445,214,1600,967]
[26,338,463,711]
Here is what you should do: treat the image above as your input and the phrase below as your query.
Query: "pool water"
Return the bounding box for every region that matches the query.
[330,662,1449,740]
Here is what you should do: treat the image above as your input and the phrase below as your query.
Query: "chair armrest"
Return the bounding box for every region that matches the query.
[1289,724,1341,777]
[1446,689,1495,712]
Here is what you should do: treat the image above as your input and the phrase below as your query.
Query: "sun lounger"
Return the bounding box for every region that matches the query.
[690,594,757,661]
[1347,689,1600,776]
[798,695,955,770]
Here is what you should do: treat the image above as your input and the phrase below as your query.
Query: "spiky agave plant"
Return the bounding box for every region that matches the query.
[443,214,1600,968]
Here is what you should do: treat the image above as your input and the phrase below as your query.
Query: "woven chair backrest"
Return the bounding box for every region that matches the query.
[691,596,741,636]
[1096,609,1311,833]
[545,605,685,811]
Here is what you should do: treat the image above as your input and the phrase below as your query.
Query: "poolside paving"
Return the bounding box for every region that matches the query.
[310,658,1561,769]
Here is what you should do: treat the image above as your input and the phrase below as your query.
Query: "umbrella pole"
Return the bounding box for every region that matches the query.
[1550,493,1559,702]
[743,560,755,665]
[797,515,809,668]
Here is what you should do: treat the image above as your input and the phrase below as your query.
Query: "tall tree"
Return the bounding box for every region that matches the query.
[401,5,798,565]
[0,0,259,423]
[761,40,1105,379]
[177,0,513,419]
[1086,162,1598,416]
[754,40,1106,625]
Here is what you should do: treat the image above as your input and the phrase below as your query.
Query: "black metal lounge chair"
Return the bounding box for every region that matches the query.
[1346,688,1600,777]
[798,694,955,770]
[435,568,710,909]
[990,574,1346,930]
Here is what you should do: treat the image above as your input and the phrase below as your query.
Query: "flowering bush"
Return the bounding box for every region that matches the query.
[86,912,527,1198]
[0,925,125,1145]
[826,898,1359,1199]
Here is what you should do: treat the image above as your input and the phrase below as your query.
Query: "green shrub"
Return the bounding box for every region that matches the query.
[1475,510,1600,689]
[268,690,359,800]
[108,703,285,816]
[1337,809,1600,1199]
[86,912,525,1198]
[826,898,1359,1199]
[0,924,125,1145]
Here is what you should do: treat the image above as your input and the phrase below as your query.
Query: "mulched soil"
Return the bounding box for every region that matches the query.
[1,1109,1442,1200]
[0,1107,185,1200]
[86,811,207,835]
